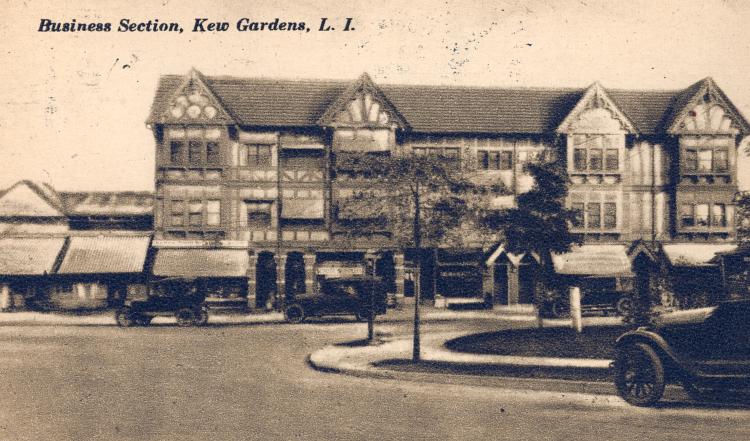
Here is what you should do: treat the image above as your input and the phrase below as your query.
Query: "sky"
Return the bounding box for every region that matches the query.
[1,0,749,191]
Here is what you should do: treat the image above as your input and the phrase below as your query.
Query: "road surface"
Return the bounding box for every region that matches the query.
[0,315,748,441]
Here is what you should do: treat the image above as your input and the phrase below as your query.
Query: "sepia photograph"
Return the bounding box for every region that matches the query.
[1,0,750,439]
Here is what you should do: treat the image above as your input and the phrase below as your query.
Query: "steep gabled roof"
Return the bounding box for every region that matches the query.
[664,77,750,135]
[0,180,66,217]
[318,72,408,128]
[147,71,745,135]
[556,82,638,134]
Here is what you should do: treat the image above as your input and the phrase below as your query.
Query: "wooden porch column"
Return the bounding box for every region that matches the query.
[483,264,495,306]
[246,253,258,310]
[507,264,520,305]
[394,252,405,299]
[274,253,287,309]
[0,283,10,311]
[303,253,316,294]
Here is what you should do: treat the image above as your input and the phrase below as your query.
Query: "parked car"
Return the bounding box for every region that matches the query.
[115,277,208,327]
[543,289,632,318]
[612,299,750,406]
[283,276,388,324]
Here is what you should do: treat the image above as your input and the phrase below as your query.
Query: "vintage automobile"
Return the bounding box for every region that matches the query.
[283,276,388,324]
[544,289,632,318]
[115,277,209,327]
[613,299,750,406]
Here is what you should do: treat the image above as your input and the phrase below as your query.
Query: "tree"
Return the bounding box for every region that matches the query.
[334,152,501,359]
[735,191,750,245]
[481,153,580,326]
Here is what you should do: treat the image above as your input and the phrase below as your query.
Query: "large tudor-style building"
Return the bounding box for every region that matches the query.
[143,69,749,309]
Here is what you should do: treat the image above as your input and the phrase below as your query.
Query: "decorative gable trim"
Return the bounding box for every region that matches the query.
[667,77,750,135]
[557,82,637,134]
[160,68,236,124]
[318,73,408,129]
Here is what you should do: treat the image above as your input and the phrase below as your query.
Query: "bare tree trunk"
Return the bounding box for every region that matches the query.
[412,184,422,362]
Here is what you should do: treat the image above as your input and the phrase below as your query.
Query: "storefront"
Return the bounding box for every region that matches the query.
[0,237,66,310]
[151,248,249,309]
[662,243,737,306]
[51,235,151,310]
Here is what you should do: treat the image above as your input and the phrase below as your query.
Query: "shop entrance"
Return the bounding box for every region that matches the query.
[256,252,277,309]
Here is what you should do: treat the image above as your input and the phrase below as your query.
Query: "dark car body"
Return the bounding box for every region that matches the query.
[544,289,632,318]
[283,276,388,323]
[613,299,750,406]
[115,278,208,327]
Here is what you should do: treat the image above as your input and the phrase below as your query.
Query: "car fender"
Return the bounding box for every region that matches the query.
[615,328,697,379]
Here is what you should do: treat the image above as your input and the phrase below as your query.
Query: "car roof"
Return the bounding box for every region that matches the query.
[655,306,716,326]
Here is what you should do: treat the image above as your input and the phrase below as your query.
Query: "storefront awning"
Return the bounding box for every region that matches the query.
[0,238,65,276]
[57,236,150,274]
[663,243,737,267]
[152,249,249,277]
[553,245,632,276]
[281,199,324,219]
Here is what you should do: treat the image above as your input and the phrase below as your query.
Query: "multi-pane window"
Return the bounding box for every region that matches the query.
[206,142,221,165]
[571,135,622,173]
[605,149,619,171]
[246,201,272,227]
[164,127,223,167]
[680,203,727,228]
[573,149,587,171]
[587,203,601,228]
[188,200,202,226]
[206,200,221,226]
[170,141,183,164]
[478,150,513,170]
[571,202,585,227]
[589,149,603,171]
[170,201,185,226]
[684,148,730,173]
[714,150,729,172]
[169,199,222,228]
[571,202,617,230]
[240,144,273,167]
[603,203,617,229]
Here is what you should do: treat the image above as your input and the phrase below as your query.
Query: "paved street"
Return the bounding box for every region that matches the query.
[0,316,748,441]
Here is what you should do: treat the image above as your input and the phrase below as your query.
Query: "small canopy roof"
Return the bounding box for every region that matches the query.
[662,243,737,267]
[553,245,632,276]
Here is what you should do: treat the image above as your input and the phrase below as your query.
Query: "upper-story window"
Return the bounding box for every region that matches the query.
[165,127,223,167]
[570,134,621,173]
[478,150,513,170]
[169,199,221,228]
[680,203,726,228]
[680,136,733,177]
[571,201,617,230]
[239,144,273,167]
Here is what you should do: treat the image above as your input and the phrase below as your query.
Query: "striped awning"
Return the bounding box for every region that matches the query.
[57,236,151,274]
[0,238,65,276]
[553,245,632,276]
[281,198,325,219]
[663,243,737,267]
[152,249,249,277]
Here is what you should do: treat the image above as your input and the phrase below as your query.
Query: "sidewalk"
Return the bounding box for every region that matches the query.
[0,304,550,326]
[308,319,628,397]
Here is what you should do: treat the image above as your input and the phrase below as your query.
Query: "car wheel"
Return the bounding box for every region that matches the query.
[615,297,633,317]
[115,308,135,327]
[196,308,209,326]
[614,343,666,407]
[175,308,197,327]
[134,315,152,326]
[284,304,306,324]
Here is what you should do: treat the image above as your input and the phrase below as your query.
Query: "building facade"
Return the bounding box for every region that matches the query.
[146,70,750,309]
[0,181,153,310]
